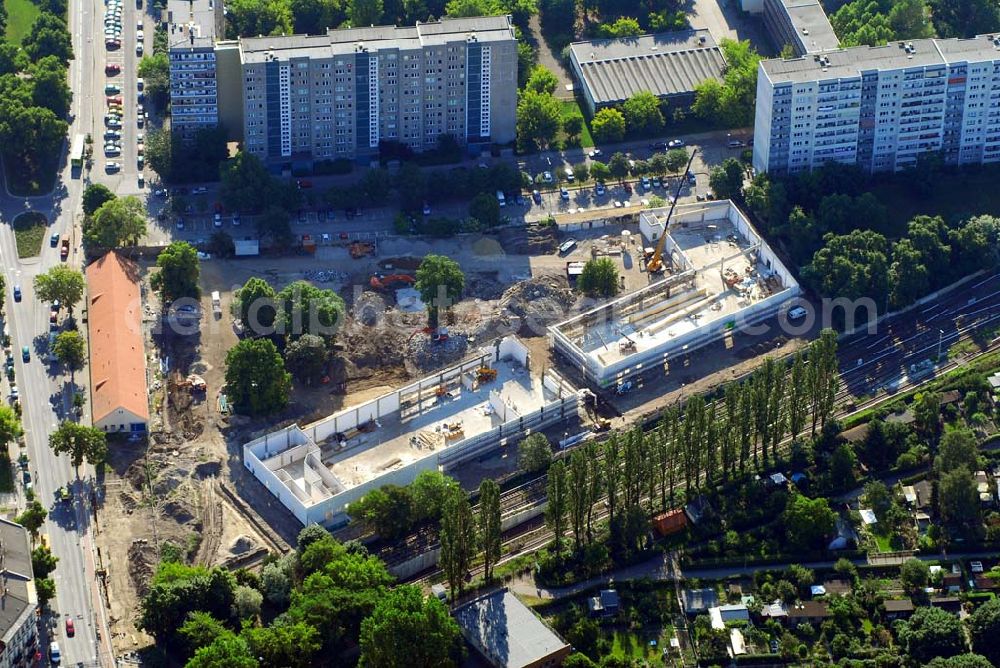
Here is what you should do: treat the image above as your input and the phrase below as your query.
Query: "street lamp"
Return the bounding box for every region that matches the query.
[936,329,944,361]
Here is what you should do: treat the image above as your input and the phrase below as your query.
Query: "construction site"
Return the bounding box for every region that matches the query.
[549,200,802,389]
[244,336,582,527]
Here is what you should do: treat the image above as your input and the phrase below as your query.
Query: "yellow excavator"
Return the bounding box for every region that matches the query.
[645,149,698,275]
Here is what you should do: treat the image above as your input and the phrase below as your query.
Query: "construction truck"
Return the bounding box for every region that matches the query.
[476,366,497,382]
[370,273,415,291]
[645,150,698,275]
[349,241,375,259]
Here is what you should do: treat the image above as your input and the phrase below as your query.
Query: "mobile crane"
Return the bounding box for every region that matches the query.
[644,149,698,275]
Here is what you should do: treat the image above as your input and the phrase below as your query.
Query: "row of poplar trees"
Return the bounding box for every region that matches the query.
[545,329,840,555]
[438,329,839,598]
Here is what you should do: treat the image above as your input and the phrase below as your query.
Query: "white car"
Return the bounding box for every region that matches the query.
[136,77,144,91]
[136,30,144,41]
[136,19,143,30]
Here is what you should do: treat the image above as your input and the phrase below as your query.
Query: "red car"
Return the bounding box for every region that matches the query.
[105,63,121,75]
[106,95,122,105]
[65,618,74,637]
[296,179,313,189]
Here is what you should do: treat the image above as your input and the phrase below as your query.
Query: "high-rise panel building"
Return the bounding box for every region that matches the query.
[168,13,518,162]
[166,0,225,138]
[753,36,1000,175]
[238,17,518,163]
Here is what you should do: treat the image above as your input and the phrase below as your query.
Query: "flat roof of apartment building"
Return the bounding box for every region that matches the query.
[568,29,727,106]
[0,519,37,642]
[240,16,515,63]
[167,0,220,48]
[762,34,1000,84]
[781,0,839,53]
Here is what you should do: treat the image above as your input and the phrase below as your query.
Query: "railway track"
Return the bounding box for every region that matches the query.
[403,299,1000,585]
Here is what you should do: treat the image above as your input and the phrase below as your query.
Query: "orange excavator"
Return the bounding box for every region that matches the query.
[370,273,415,290]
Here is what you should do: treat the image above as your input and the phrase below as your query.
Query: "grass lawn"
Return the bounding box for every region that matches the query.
[610,630,661,661]
[871,168,1000,231]
[3,0,40,45]
[12,212,46,258]
[560,99,594,149]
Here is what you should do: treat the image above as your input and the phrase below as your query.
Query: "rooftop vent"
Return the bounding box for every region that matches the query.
[698,34,706,44]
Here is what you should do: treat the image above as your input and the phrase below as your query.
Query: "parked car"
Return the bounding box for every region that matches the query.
[595,183,606,196]
[668,139,685,148]
[104,130,120,140]
[558,239,577,254]
[106,95,122,105]
[50,233,59,247]
[12,285,21,302]
[104,84,120,95]
[649,141,668,150]
[213,213,222,228]
[105,161,121,173]
[21,347,29,362]
[531,189,542,204]
[588,148,603,158]
[560,187,569,202]
[105,63,121,75]
[542,171,554,184]
[65,619,74,638]
[136,43,143,56]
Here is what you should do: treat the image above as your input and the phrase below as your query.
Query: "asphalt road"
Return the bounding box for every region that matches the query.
[0,0,118,661]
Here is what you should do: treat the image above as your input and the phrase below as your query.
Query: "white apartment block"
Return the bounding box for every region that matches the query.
[753,35,1000,175]
[238,16,518,163]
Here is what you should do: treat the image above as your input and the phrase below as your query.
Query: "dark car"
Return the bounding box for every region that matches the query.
[531,190,542,204]
[623,183,633,194]
[649,141,668,150]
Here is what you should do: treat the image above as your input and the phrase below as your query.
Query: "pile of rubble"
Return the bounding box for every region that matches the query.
[405,332,469,375]
[498,276,575,337]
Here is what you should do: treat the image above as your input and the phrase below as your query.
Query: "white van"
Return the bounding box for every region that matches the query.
[788,305,808,320]
[496,191,506,207]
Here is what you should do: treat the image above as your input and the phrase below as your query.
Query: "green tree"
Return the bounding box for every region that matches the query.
[224,339,291,415]
[225,0,293,36]
[86,196,147,248]
[187,634,259,668]
[31,56,71,116]
[16,500,47,540]
[348,485,414,539]
[34,266,84,316]
[622,90,665,135]
[439,489,476,600]
[914,391,942,441]
[290,0,343,34]
[524,65,558,95]
[49,421,107,472]
[598,16,642,37]
[137,52,170,107]
[0,100,67,172]
[236,276,277,334]
[23,13,73,63]
[415,255,464,328]
[577,258,619,297]
[221,152,280,213]
[931,0,1000,37]
[968,597,1000,665]
[708,157,745,200]
[179,612,230,656]
[151,241,200,302]
[936,427,979,474]
[938,465,980,532]
[139,563,237,641]
[469,192,502,228]
[926,656,997,668]
[518,432,551,473]
[35,578,55,607]
[546,459,568,553]
[803,229,890,307]
[563,114,584,140]
[516,89,561,150]
[285,334,328,384]
[83,183,116,216]
[242,621,321,668]
[607,152,630,184]
[276,281,345,339]
[233,585,262,620]
[409,471,458,523]
[358,586,463,667]
[589,160,610,183]
[900,558,930,594]
[890,238,930,309]
[665,148,688,175]
[348,0,384,26]
[591,107,626,144]
[52,330,86,372]
[783,494,836,550]
[901,605,965,663]
[0,406,22,450]
[31,544,58,579]
[478,479,501,583]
